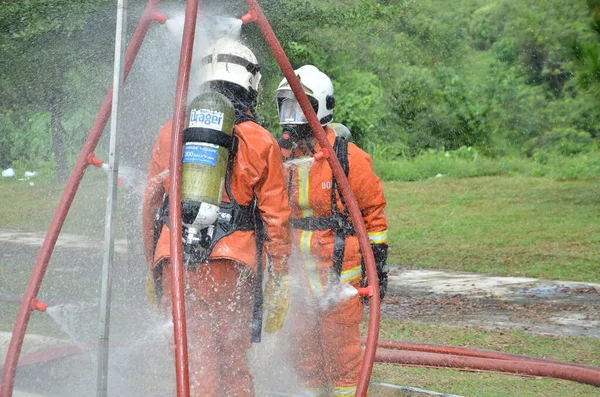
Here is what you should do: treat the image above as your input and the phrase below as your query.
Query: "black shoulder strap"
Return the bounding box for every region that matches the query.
[334,136,349,177]
[330,136,351,279]
[331,136,349,212]
[223,131,239,200]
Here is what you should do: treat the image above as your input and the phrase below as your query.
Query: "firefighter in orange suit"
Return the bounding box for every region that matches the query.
[142,39,291,397]
[275,65,388,396]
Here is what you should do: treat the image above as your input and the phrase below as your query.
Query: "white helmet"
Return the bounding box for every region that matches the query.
[275,65,335,126]
[197,38,262,94]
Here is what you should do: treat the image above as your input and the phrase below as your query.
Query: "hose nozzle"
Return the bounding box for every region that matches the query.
[241,10,258,24]
[151,9,167,24]
[30,298,47,312]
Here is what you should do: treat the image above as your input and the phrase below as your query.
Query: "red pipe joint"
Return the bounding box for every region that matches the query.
[313,148,330,161]
[87,153,104,168]
[241,10,258,24]
[151,9,167,24]
[358,286,375,297]
[30,299,47,312]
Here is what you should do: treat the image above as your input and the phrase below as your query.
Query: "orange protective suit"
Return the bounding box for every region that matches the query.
[284,126,387,395]
[142,118,291,397]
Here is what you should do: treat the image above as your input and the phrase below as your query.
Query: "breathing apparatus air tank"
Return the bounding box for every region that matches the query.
[330,123,352,142]
[181,91,235,258]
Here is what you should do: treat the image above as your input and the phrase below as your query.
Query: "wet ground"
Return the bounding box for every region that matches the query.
[383,268,600,338]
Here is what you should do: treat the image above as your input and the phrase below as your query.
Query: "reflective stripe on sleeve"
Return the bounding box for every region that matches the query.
[340,264,362,284]
[333,385,357,396]
[368,229,388,244]
[298,387,328,397]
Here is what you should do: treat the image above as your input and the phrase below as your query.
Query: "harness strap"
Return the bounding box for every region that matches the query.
[183,127,233,149]
[199,54,261,75]
[331,136,350,278]
[157,196,255,231]
[289,216,355,235]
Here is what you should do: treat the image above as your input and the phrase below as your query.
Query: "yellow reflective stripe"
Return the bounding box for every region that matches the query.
[333,385,357,396]
[300,230,323,296]
[340,265,362,283]
[368,230,388,244]
[297,161,322,296]
[299,388,327,397]
[298,159,313,218]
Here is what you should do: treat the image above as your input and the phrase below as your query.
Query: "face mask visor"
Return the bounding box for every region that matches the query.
[278,98,307,124]
[277,90,319,125]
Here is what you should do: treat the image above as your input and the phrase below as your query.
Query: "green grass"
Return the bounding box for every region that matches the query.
[367,319,600,397]
[385,176,600,282]
[0,172,135,237]
[373,151,600,182]
[2,172,599,282]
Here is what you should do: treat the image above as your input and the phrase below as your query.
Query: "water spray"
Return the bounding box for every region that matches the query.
[0,1,165,395]
[87,153,127,186]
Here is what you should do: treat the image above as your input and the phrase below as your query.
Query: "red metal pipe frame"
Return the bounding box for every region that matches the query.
[375,349,600,387]
[0,1,162,395]
[167,0,205,395]
[243,1,381,395]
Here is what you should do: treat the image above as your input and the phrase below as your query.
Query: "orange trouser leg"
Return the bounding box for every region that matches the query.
[161,260,255,397]
[322,294,363,389]
[290,304,328,389]
[291,293,363,391]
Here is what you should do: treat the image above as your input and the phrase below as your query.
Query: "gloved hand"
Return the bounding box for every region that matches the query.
[263,273,290,333]
[361,244,389,301]
[373,243,389,300]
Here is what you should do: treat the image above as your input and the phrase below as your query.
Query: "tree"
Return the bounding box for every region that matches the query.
[0,0,115,180]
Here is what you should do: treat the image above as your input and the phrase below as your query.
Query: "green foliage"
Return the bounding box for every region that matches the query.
[524,127,598,156]
[468,2,510,50]
[373,147,600,182]
[0,110,52,168]
[1,0,600,176]
[333,71,385,143]
[0,0,107,48]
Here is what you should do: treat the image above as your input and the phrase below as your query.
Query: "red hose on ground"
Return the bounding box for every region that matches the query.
[0,2,162,395]
[375,349,600,387]
[372,338,600,372]
[243,1,381,395]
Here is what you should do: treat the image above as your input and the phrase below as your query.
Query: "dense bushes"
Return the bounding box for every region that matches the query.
[373,146,600,182]
[1,0,599,179]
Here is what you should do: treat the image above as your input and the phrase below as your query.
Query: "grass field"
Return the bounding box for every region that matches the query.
[384,176,600,282]
[1,174,599,282]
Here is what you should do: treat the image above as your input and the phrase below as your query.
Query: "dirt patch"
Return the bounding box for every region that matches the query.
[380,267,600,338]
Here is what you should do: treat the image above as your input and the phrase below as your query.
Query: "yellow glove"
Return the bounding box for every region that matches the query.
[146,269,158,308]
[263,273,290,333]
